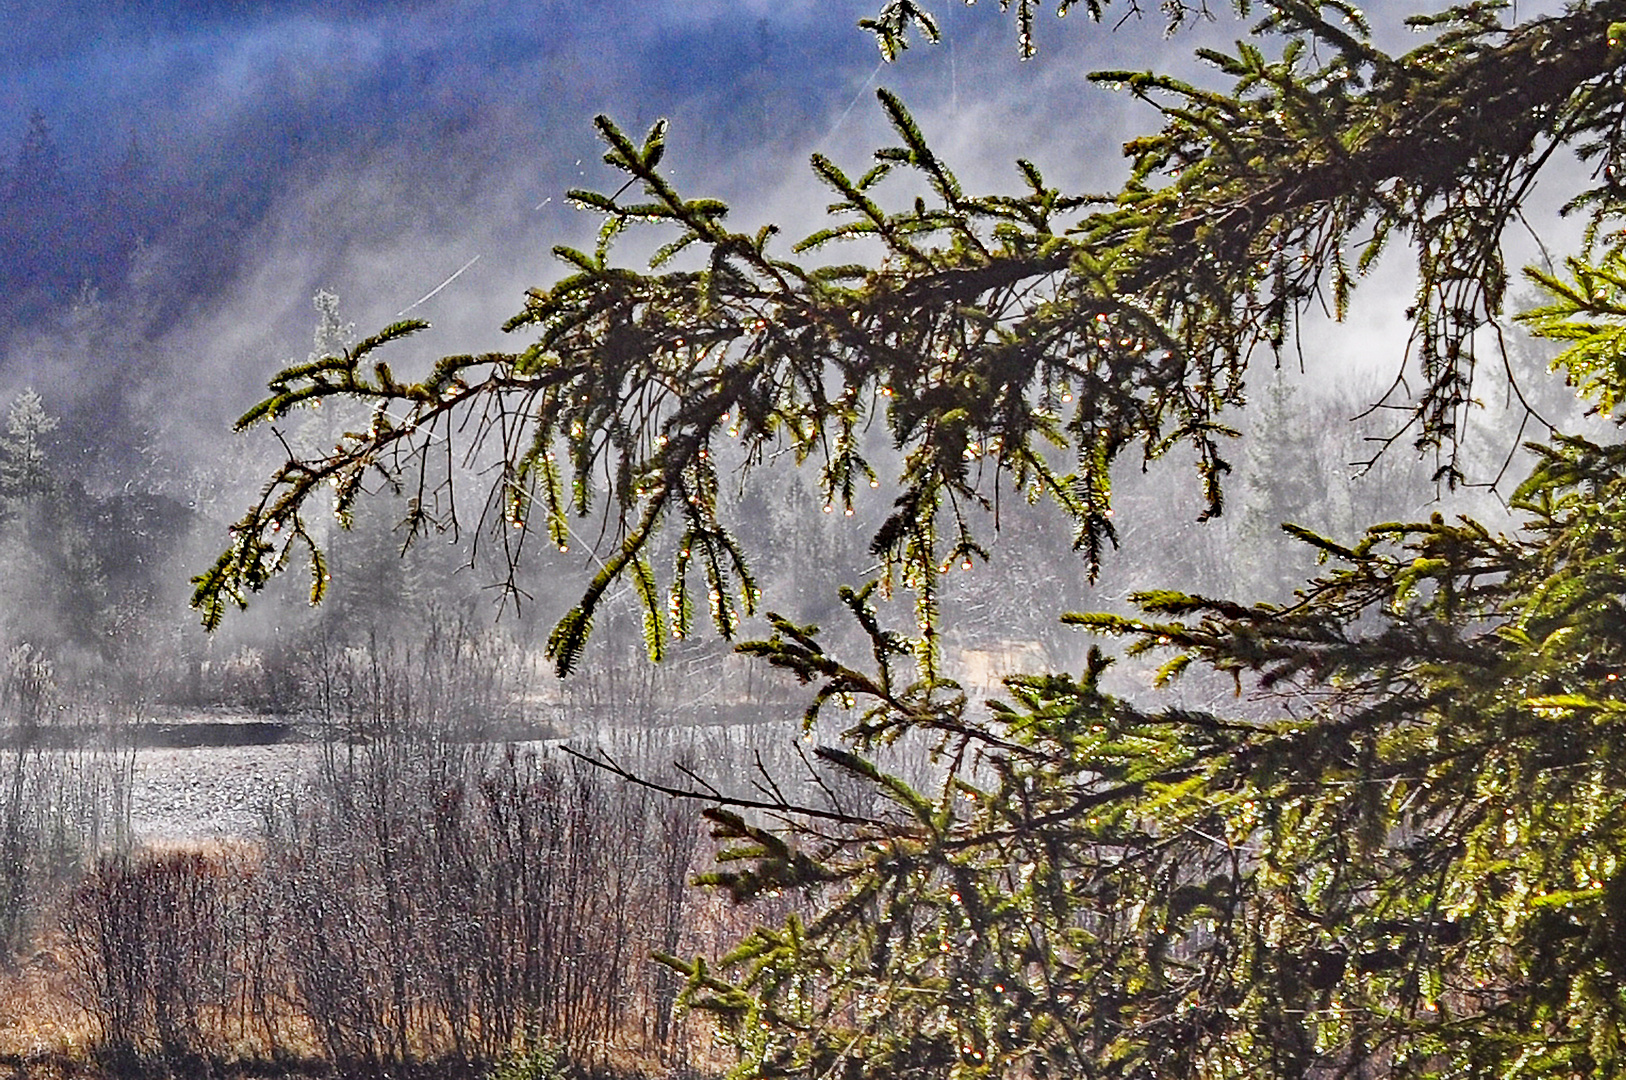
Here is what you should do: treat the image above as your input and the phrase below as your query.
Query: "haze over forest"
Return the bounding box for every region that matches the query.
[0,0,1564,699]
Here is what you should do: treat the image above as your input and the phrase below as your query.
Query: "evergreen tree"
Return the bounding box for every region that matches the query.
[92,134,155,288]
[0,390,106,658]
[6,111,66,207]
[190,3,1626,1073]
[1,111,85,319]
[1234,372,1323,596]
[1229,374,1462,601]
[0,389,58,501]
[290,288,360,465]
[195,0,1626,676]
[630,251,1626,1078]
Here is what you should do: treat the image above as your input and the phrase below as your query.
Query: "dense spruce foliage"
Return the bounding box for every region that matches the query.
[198,0,1626,673]
[181,0,1626,1077]
[663,270,1626,1076]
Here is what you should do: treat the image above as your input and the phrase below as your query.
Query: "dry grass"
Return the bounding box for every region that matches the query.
[0,930,95,1063]
[0,919,735,1080]
[0,772,805,1080]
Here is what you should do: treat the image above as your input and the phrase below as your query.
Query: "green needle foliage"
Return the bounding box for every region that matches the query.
[194,0,1626,1074]
[194,0,1626,677]
[656,251,1626,1077]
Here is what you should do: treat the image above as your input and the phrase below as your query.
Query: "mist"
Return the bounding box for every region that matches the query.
[0,2,1592,1069]
[0,0,1578,735]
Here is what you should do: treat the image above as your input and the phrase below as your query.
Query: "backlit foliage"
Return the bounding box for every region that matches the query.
[658,251,1626,1076]
[195,0,1626,678]
[195,3,1626,1073]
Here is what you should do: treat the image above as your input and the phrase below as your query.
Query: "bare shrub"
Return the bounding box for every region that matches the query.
[46,627,866,1075]
[0,649,132,964]
[236,718,732,1073]
[59,847,254,1063]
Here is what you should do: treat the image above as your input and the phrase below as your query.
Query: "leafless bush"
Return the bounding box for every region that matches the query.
[0,648,132,962]
[261,734,707,1070]
[47,626,881,1075]
[59,847,253,1063]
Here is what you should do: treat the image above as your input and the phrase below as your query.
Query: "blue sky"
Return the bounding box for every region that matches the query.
[0,1,1175,215]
